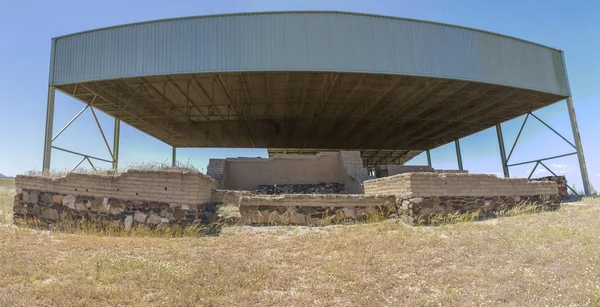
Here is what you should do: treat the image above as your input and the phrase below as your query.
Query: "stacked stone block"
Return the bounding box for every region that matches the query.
[238,194,396,226]
[397,195,559,224]
[251,182,345,195]
[363,173,558,198]
[14,170,217,229]
[375,165,434,178]
[530,176,568,199]
[363,172,560,224]
[435,170,469,174]
[339,151,371,182]
[207,159,226,181]
[211,189,251,205]
[13,190,217,229]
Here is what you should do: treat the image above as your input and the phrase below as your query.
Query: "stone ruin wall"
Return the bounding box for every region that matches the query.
[207,151,370,194]
[374,165,470,178]
[530,176,568,199]
[234,173,560,226]
[363,172,560,224]
[13,170,217,229]
[206,159,225,182]
[238,194,396,226]
[363,172,558,197]
[12,156,564,229]
[375,165,435,178]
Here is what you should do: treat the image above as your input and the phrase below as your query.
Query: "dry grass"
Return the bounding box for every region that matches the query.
[1,186,600,306]
[580,196,600,205]
[0,178,14,190]
[25,160,201,178]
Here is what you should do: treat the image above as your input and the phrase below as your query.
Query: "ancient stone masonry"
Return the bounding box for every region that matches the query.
[207,159,226,181]
[374,165,468,178]
[251,182,345,195]
[435,170,469,174]
[375,165,434,178]
[236,192,560,226]
[211,189,251,206]
[363,173,558,198]
[13,155,564,229]
[338,151,373,194]
[339,151,372,182]
[16,170,216,204]
[361,172,560,225]
[14,170,218,229]
[13,190,219,228]
[398,195,560,225]
[207,151,370,194]
[210,152,345,190]
[531,176,568,199]
[238,194,396,226]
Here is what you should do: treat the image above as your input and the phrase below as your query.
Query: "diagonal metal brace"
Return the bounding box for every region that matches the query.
[506,113,529,163]
[539,161,580,198]
[508,152,577,167]
[529,112,577,150]
[89,102,115,161]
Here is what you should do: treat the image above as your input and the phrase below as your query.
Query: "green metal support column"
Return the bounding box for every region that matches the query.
[112,118,120,170]
[566,97,592,195]
[42,86,56,173]
[426,149,432,168]
[455,139,463,171]
[172,147,177,168]
[561,51,592,195]
[496,124,510,178]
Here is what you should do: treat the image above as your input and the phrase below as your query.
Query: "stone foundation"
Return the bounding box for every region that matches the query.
[398,194,560,224]
[435,169,469,174]
[14,170,218,230]
[236,192,560,226]
[251,182,345,195]
[375,165,434,178]
[238,194,395,226]
[13,161,563,229]
[13,189,218,229]
[531,176,568,199]
[363,173,558,198]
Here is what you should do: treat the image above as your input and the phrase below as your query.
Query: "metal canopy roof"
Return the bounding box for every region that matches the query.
[48,11,569,166]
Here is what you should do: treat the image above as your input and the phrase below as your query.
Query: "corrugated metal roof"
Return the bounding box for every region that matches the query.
[50,11,570,96]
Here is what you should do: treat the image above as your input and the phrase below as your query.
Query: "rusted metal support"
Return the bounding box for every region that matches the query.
[455,139,463,171]
[496,124,510,178]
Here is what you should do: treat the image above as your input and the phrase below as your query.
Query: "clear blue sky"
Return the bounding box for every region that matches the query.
[0,0,598,191]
